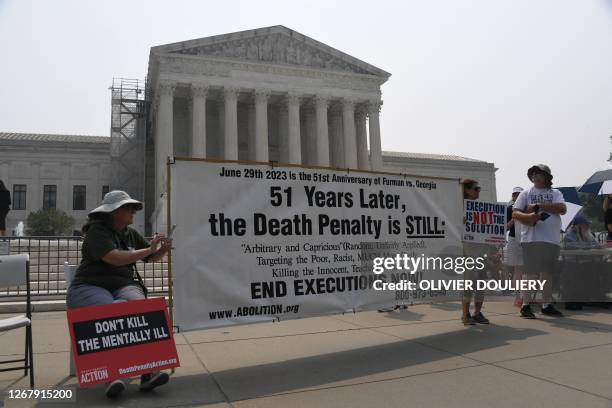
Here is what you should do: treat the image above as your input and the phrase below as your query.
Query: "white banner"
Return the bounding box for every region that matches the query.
[171,160,463,331]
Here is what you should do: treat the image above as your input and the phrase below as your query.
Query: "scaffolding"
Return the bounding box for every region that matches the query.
[109,78,148,201]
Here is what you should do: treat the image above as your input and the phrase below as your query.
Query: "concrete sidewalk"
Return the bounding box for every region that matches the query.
[1,300,611,407]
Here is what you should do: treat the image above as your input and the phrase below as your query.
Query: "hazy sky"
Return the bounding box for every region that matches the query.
[1,0,611,200]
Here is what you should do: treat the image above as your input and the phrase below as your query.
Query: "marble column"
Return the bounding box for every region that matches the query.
[217,100,225,159]
[224,87,239,160]
[247,103,256,160]
[329,104,344,168]
[368,101,383,170]
[157,81,175,197]
[314,96,330,167]
[158,81,175,163]
[254,89,270,162]
[287,92,301,164]
[191,84,208,158]
[304,101,317,166]
[278,105,288,163]
[342,99,357,169]
[355,105,369,170]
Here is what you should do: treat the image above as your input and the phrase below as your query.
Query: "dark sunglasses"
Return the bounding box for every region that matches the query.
[121,205,139,214]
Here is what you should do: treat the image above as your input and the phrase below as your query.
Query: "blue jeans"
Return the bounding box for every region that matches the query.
[66,283,158,385]
[66,283,145,309]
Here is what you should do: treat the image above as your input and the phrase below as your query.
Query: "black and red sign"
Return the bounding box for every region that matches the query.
[67,297,180,387]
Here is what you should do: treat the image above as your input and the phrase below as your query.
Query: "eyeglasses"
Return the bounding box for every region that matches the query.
[122,205,138,214]
[471,186,481,191]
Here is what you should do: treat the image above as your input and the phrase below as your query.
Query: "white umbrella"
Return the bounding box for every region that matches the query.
[595,179,612,195]
[560,202,582,232]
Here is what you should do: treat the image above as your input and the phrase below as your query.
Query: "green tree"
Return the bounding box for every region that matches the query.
[26,208,75,236]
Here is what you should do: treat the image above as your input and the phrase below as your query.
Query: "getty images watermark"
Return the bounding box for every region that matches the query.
[370,254,546,292]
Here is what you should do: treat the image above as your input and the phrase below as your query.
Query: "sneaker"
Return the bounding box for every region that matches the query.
[472,312,490,324]
[105,379,126,398]
[140,372,170,392]
[541,304,563,317]
[520,305,536,319]
[378,306,399,312]
[462,313,476,325]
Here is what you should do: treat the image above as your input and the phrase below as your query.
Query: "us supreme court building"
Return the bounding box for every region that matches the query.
[0,26,496,234]
[145,26,497,229]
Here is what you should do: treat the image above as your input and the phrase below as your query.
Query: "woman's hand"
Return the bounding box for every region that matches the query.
[149,234,166,254]
[146,236,172,262]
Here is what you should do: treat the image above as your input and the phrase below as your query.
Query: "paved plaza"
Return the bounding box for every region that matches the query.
[1,300,612,408]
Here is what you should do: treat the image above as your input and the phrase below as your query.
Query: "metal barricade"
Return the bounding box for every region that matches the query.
[0,237,169,299]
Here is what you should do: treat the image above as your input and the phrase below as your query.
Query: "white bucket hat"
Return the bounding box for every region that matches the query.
[89,190,143,215]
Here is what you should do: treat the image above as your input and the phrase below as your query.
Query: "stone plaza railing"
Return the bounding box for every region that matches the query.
[0,237,169,300]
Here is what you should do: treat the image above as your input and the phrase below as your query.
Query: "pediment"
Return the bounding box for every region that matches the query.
[152,26,390,78]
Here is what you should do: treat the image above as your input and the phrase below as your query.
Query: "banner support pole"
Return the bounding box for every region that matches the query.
[166,156,175,374]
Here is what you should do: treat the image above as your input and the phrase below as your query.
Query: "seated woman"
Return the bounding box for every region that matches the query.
[563,215,601,250]
[66,190,172,398]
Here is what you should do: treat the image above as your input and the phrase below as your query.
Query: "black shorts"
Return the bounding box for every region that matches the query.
[521,242,560,276]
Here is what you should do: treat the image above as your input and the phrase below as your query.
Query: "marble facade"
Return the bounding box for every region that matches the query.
[0,133,112,233]
[147,26,390,201]
[0,28,498,235]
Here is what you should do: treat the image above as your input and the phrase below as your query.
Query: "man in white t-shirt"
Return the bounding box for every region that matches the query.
[513,164,566,318]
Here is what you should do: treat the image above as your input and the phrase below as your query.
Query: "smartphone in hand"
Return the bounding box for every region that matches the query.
[539,212,551,222]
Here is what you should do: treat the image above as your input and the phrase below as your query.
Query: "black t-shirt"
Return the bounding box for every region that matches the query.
[506,203,515,237]
[72,221,150,292]
[606,208,612,240]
